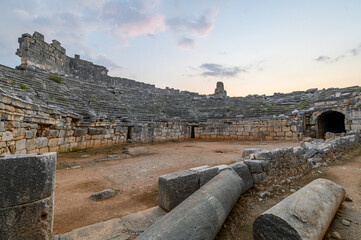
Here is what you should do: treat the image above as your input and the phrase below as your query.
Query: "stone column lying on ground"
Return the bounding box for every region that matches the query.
[253,178,345,240]
[0,153,56,240]
[137,168,244,240]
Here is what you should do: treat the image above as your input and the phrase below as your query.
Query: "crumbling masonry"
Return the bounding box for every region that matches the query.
[0,31,359,156]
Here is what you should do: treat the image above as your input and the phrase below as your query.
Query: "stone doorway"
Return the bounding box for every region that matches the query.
[190,126,195,139]
[316,111,346,138]
[127,126,133,141]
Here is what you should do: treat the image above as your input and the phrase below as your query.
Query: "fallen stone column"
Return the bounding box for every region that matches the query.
[0,153,56,240]
[137,168,244,240]
[253,178,345,240]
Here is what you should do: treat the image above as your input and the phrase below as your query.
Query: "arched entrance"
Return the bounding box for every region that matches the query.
[316,111,346,138]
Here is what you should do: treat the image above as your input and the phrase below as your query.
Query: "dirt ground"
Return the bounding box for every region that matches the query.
[53,140,299,235]
[216,146,361,240]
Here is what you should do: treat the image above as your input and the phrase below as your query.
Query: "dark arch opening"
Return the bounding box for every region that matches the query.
[317,111,346,138]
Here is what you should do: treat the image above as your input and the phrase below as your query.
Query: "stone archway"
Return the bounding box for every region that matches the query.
[316,111,346,138]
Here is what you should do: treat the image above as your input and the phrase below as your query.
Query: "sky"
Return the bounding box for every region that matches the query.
[0,0,360,97]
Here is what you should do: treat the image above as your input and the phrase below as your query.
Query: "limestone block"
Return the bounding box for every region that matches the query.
[26,138,36,150]
[2,131,13,141]
[15,139,26,151]
[48,138,59,148]
[59,130,67,138]
[48,129,59,138]
[229,162,254,191]
[0,196,53,240]
[0,153,56,207]
[59,144,70,152]
[0,122,4,131]
[12,128,26,140]
[36,137,48,148]
[255,151,273,160]
[244,160,264,173]
[74,129,84,137]
[25,129,37,138]
[242,148,262,157]
[196,166,219,187]
[158,170,199,211]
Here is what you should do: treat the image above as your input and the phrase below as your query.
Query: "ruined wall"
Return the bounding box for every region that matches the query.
[16,32,70,74]
[16,32,108,79]
[194,117,302,141]
[0,93,192,155]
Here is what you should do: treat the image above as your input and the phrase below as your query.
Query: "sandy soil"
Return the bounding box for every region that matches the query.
[216,146,361,240]
[53,140,299,235]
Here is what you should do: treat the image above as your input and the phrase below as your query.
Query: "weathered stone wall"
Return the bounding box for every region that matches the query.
[194,117,302,141]
[157,132,360,212]
[0,93,192,155]
[16,32,108,79]
[16,32,70,75]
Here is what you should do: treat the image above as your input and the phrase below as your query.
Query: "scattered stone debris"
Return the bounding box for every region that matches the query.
[341,219,351,226]
[331,231,342,239]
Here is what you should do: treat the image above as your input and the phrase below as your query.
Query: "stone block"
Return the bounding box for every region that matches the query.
[252,172,267,183]
[255,151,273,160]
[0,153,56,207]
[48,129,59,138]
[25,129,37,138]
[36,137,48,148]
[304,149,317,159]
[48,138,59,148]
[90,189,116,201]
[26,138,36,150]
[244,160,263,173]
[242,148,262,157]
[74,129,84,137]
[158,170,199,211]
[15,139,26,151]
[0,196,53,240]
[229,162,254,191]
[196,166,219,187]
[2,131,13,141]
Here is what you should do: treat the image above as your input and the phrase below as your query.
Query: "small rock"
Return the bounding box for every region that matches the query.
[71,165,81,169]
[341,219,351,226]
[317,170,322,174]
[331,231,341,239]
[290,189,296,193]
[107,154,119,159]
[344,195,353,202]
[81,155,90,158]
[258,198,263,202]
[259,191,271,198]
[281,189,285,193]
[90,189,116,201]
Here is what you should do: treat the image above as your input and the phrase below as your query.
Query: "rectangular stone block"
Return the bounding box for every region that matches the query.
[196,166,219,187]
[229,162,254,191]
[0,196,53,240]
[158,170,199,211]
[242,148,262,158]
[0,153,56,208]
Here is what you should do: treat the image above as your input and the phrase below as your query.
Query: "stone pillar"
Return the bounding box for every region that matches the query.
[253,178,345,240]
[0,153,56,240]
[137,169,244,240]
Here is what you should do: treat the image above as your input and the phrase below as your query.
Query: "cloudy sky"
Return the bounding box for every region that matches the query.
[0,0,360,96]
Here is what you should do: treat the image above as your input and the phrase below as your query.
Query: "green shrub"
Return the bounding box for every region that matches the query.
[19,84,28,90]
[91,98,96,103]
[227,107,231,112]
[60,98,67,102]
[48,75,62,83]
[49,95,54,100]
